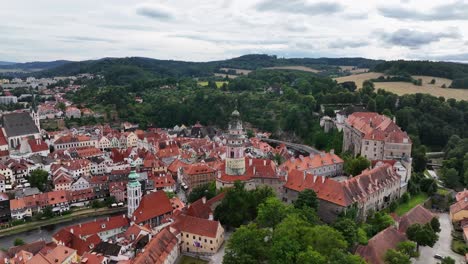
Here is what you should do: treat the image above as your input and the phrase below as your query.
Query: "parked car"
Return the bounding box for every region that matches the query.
[434,254,443,260]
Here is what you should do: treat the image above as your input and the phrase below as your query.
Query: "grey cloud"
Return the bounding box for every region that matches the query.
[328,39,369,49]
[256,0,343,15]
[136,5,174,21]
[377,29,461,48]
[99,24,156,32]
[343,12,368,20]
[378,1,468,21]
[58,36,116,43]
[171,34,288,45]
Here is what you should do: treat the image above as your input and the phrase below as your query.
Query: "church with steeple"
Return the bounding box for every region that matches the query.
[216,109,284,193]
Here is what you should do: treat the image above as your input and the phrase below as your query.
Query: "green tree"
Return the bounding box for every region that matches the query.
[14,238,25,246]
[406,223,438,250]
[440,168,460,189]
[297,247,326,264]
[294,189,318,210]
[367,98,377,112]
[333,218,358,247]
[430,217,441,233]
[187,181,217,203]
[57,102,66,112]
[345,156,371,176]
[396,241,418,258]
[412,146,427,173]
[365,212,394,237]
[223,223,271,264]
[257,197,291,228]
[42,206,54,218]
[440,257,455,264]
[384,249,411,264]
[28,169,49,192]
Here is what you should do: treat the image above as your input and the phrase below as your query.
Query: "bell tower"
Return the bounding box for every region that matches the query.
[127,161,142,218]
[225,109,246,175]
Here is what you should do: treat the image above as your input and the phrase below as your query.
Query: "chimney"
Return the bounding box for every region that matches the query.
[263,160,266,166]
[202,197,206,204]
[217,170,221,178]
[208,213,213,220]
[249,159,253,166]
[313,175,317,183]
[303,171,307,181]
[253,166,256,175]
[322,176,325,183]
[299,155,304,161]
[330,149,334,155]
[70,228,74,234]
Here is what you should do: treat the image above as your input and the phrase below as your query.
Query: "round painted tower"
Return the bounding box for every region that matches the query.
[225,109,246,175]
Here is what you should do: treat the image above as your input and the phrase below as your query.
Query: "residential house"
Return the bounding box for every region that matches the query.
[132,227,179,264]
[181,163,216,190]
[71,176,90,191]
[172,214,224,254]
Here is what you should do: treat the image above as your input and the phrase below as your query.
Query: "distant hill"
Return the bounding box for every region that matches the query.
[33,54,381,78]
[0,60,73,72]
[0,61,16,66]
[373,60,468,88]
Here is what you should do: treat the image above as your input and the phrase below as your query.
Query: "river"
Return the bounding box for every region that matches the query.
[0,212,122,249]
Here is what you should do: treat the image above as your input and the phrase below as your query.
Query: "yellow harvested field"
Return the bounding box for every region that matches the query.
[334,72,468,101]
[334,72,385,88]
[264,66,320,73]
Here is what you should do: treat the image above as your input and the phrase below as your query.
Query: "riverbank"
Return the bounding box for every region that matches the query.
[0,207,126,237]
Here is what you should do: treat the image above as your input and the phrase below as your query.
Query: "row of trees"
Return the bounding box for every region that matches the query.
[221,183,366,263]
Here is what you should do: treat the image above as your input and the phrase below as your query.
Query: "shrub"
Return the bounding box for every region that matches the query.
[451,239,468,255]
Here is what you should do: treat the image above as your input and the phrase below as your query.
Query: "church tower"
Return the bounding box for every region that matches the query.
[127,161,142,218]
[225,109,246,175]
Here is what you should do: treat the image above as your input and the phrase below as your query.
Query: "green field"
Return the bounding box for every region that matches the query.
[395,193,428,216]
[178,256,208,264]
[197,81,228,88]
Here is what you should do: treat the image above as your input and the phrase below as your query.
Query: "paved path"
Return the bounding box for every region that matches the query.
[209,231,232,264]
[412,213,465,264]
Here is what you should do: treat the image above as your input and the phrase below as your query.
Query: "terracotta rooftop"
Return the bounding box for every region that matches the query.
[132,191,173,224]
[398,205,433,232]
[355,226,406,264]
[132,227,178,264]
[172,214,220,238]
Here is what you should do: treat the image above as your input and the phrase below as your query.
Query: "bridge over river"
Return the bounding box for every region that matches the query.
[260,138,320,155]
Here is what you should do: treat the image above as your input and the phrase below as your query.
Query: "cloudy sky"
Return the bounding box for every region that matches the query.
[1,0,468,62]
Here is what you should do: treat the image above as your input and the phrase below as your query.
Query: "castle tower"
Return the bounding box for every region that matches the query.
[225,109,246,175]
[127,161,142,218]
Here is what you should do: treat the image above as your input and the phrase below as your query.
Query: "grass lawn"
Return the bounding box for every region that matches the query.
[178,256,208,264]
[395,193,428,216]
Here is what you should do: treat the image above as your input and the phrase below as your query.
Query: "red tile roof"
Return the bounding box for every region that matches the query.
[172,214,221,238]
[132,227,178,264]
[54,214,129,239]
[280,152,343,173]
[398,205,433,232]
[346,112,411,144]
[355,226,406,264]
[284,164,400,207]
[28,139,49,153]
[132,191,173,224]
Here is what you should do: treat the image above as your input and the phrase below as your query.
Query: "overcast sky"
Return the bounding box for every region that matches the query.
[1,0,468,62]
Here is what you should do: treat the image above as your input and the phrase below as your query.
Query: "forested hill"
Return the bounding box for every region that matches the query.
[28,55,380,78]
[374,60,468,88]
[0,60,72,72]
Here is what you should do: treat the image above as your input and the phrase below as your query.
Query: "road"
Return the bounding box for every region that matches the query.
[209,231,231,264]
[412,213,465,264]
[260,138,319,155]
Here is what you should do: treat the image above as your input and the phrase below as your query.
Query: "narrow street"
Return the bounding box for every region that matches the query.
[412,213,465,264]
